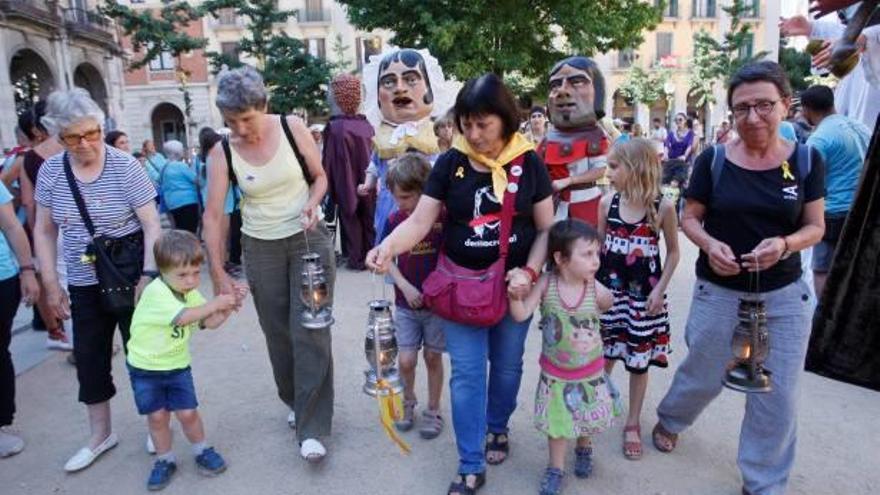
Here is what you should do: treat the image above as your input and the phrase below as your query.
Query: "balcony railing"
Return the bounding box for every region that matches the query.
[0,0,63,29]
[64,8,115,47]
[298,8,330,23]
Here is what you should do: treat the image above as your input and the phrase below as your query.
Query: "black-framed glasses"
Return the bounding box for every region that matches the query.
[732,100,779,120]
[60,128,102,146]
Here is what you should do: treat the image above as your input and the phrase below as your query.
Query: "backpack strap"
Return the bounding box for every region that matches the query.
[279,115,314,185]
[796,143,812,180]
[710,144,726,191]
[221,135,236,186]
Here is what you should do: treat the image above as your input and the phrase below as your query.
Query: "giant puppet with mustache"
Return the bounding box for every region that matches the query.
[538,56,610,226]
[362,48,454,240]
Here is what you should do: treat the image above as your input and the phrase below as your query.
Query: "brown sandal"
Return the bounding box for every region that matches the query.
[623,424,642,460]
[651,422,678,453]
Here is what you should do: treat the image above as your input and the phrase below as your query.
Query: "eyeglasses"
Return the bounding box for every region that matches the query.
[60,128,102,146]
[732,100,779,120]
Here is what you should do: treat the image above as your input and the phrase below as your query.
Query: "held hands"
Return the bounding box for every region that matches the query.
[365,244,393,274]
[46,283,71,321]
[212,293,239,313]
[505,268,532,301]
[741,237,787,272]
[212,271,247,310]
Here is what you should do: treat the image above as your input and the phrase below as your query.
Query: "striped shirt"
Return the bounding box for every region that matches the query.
[35,147,155,286]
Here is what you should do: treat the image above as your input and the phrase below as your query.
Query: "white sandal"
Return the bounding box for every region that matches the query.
[299,438,326,463]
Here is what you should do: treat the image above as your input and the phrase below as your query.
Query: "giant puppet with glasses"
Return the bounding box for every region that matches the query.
[538,56,610,227]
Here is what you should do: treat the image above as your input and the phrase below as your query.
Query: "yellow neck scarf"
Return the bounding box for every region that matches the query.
[453,132,535,203]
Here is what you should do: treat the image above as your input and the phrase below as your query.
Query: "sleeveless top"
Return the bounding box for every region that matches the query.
[229,123,310,240]
[598,193,663,298]
[24,149,46,185]
[538,275,605,381]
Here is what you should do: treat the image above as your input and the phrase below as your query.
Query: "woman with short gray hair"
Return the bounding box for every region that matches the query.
[159,139,200,233]
[33,88,161,472]
[203,65,335,462]
[652,61,824,495]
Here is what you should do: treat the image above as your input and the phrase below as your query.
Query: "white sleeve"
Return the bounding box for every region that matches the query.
[810,20,845,40]
[861,25,880,88]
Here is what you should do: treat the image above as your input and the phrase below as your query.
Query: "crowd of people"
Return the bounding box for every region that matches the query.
[0,13,874,492]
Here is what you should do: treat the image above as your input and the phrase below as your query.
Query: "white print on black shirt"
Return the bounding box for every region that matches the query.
[466,185,518,248]
[782,184,798,200]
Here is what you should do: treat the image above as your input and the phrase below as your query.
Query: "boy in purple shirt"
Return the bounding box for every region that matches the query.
[380,153,445,439]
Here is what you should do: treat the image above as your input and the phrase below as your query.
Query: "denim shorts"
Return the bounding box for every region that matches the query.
[128,365,198,415]
[396,307,445,353]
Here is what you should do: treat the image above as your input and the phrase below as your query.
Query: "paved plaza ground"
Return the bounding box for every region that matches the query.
[1,238,878,495]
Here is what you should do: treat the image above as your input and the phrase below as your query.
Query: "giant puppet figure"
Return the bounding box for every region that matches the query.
[363,48,453,240]
[539,56,610,226]
[322,73,375,270]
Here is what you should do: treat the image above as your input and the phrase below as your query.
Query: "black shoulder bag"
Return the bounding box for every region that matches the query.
[64,153,144,315]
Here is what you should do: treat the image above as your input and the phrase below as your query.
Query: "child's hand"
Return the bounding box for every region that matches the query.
[646,288,665,316]
[213,293,238,312]
[551,178,571,193]
[505,268,532,300]
[357,183,370,197]
[233,281,249,302]
[401,285,423,309]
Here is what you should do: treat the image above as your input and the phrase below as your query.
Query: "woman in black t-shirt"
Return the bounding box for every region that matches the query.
[652,62,825,495]
[367,74,554,495]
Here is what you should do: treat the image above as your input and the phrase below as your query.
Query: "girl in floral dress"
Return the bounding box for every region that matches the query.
[597,138,680,460]
[511,219,616,495]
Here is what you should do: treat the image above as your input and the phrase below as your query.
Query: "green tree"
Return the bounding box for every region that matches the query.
[618,65,671,107]
[201,0,334,114]
[338,0,663,81]
[688,0,768,107]
[331,34,353,74]
[778,38,813,93]
[100,0,206,140]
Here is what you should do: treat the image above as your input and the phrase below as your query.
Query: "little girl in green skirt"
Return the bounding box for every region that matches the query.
[510,219,618,495]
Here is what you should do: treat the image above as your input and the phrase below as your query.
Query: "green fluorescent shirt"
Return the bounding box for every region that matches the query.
[127,278,207,371]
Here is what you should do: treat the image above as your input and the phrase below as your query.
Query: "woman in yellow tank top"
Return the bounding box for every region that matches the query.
[202,66,336,463]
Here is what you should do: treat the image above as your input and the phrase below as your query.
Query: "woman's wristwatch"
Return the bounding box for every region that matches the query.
[142,270,160,279]
[779,236,793,260]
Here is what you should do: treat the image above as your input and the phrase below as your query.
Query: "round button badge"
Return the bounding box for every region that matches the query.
[507,183,519,193]
[511,165,523,177]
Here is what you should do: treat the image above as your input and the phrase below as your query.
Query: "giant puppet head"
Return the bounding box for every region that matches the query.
[547,56,606,130]
[363,48,456,128]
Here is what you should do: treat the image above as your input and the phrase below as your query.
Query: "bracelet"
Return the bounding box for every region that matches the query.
[522,266,539,285]
[19,264,35,272]
[142,270,160,279]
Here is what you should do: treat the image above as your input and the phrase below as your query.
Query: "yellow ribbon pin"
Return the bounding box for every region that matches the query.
[455,166,465,179]
[781,160,795,181]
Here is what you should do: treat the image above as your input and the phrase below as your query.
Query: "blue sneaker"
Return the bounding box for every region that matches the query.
[147,460,177,491]
[195,447,227,476]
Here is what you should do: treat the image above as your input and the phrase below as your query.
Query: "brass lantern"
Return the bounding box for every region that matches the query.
[300,253,333,330]
[363,299,403,397]
[723,298,771,393]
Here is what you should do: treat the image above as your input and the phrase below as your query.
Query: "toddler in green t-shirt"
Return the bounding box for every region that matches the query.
[127,229,246,491]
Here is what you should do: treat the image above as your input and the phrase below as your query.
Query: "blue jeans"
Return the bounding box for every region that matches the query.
[442,313,532,475]
[657,278,813,495]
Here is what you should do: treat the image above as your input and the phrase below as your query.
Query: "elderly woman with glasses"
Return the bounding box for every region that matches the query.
[651,62,825,495]
[33,88,161,472]
[202,66,334,463]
